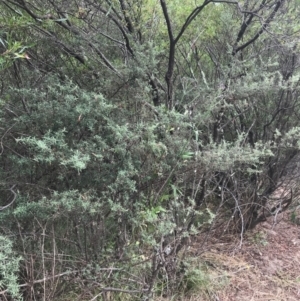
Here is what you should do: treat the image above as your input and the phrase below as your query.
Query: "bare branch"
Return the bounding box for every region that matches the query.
[175,0,212,44]
[0,185,17,211]
[4,0,125,74]
[119,0,134,33]
[102,287,148,293]
[95,6,134,55]
[233,0,285,55]
[0,123,16,155]
[160,0,174,42]
[235,0,267,44]
[0,270,79,295]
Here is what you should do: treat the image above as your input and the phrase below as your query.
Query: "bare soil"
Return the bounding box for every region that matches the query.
[191,210,300,301]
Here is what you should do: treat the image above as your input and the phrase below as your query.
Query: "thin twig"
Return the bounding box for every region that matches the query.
[0,185,17,211]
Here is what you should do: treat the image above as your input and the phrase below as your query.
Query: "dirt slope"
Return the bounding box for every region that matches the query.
[201,211,300,301]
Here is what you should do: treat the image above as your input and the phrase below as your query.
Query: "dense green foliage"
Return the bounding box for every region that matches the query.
[0,0,300,300]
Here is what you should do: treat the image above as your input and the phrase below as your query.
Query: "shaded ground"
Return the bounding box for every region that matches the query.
[188,210,300,301]
[179,164,300,301]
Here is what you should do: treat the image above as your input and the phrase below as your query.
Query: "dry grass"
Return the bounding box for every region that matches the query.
[55,208,300,301]
[154,210,300,301]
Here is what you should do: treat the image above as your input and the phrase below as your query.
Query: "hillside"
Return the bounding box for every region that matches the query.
[181,210,300,301]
